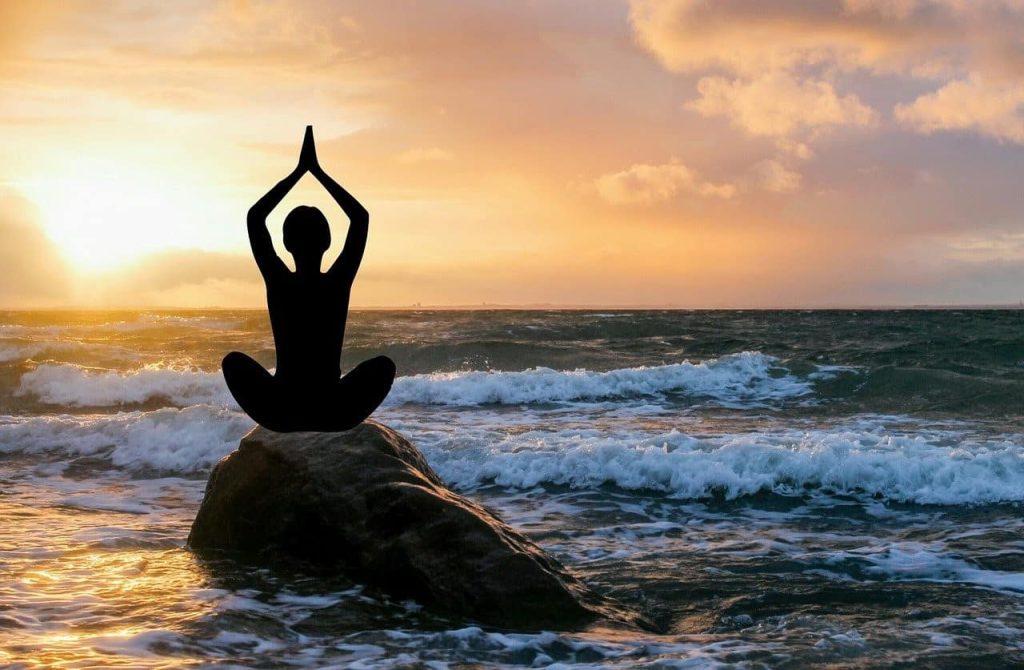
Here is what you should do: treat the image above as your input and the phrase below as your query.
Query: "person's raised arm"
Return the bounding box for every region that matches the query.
[247,152,308,277]
[302,127,369,282]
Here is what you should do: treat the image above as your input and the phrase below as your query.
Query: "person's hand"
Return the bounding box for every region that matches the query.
[298,125,319,172]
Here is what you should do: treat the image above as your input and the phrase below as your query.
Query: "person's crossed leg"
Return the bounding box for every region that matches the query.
[223,352,395,433]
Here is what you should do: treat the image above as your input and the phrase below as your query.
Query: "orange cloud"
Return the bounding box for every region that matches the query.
[749,160,803,194]
[688,73,878,138]
[1,1,1022,307]
[593,160,737,205]
[896,78,1024,144]
[629,0,1020,78]
[631,0,1024,144]
[0,190,71,307]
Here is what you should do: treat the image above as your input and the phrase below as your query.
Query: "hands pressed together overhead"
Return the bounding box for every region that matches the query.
[298,125,322,176]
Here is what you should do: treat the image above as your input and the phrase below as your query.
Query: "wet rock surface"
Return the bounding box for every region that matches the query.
[188,421,643,630]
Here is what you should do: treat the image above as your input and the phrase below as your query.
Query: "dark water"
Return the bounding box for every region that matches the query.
[1,309,1023,668]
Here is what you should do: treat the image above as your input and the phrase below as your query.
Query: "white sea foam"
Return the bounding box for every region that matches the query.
[7,373,1024,504]
[16,352,817,409]
[134,314,244,331]
[0,314,242,337]
[9,355,1024,505]
[0,340,96,363]
[415,421,1024,505]
[0,406,252,471]
[388,352,814,406]
[356,626,750,668]
[0,324,68,337]
[837,542,1024,595]
[16,363,235,407]
[6,378,1023,504]
[0,342,50,363]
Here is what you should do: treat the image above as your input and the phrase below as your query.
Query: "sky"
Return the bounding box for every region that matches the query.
[1,0,1023,308]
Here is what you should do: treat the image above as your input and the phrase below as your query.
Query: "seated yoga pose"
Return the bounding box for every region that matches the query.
[222,126,395,432]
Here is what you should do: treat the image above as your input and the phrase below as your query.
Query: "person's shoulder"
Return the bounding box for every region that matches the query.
[324,268,355,288]
[261,260,293,282]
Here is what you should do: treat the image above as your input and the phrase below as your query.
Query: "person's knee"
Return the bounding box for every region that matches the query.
[222,351,258,380]
[222,351,248,371]
[222,351,268,385]
[369,355,397,380]
[348,355,396,386]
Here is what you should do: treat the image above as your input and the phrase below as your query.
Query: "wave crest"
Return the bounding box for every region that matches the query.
[0,406,251,472]
[16,364,234,408]
[422,423,1024,505]
[388,352,815,406]
[16,353,822,409]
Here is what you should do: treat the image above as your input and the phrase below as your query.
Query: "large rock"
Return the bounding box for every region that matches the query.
[188,421,639,630]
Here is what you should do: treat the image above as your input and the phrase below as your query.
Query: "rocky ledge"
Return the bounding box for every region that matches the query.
[188,421,646,630]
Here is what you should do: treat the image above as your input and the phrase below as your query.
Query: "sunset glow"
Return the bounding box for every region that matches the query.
[18,158,237,270]
[1,1,1023,307]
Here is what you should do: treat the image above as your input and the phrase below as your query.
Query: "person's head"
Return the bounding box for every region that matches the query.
[283,206,330,267]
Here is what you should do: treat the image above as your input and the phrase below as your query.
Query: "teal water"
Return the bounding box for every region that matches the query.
[1,310,1023,667]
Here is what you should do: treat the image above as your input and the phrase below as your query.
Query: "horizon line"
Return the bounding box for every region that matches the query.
[3,302,1024,312]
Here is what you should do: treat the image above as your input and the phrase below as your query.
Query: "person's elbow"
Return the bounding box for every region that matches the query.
[247,207,267,226]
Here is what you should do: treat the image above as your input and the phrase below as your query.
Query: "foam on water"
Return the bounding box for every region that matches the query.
[16,352,821,409]
[5,310,1024,667]
[17,363,236,408]
[388,352,816,406]
[0,342,52,363]
[0,406,252,472]
[0,314,243,335]
[135,314,244,331]
[418,420,1024,505]
[3,399,1022,505]
[834,542,1024,595]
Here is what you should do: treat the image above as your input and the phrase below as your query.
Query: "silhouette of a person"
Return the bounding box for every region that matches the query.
[222,126,396,432]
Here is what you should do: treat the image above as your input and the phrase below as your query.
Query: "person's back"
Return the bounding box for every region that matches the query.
[267,268,348,386]
[261,203,353,387]
[221,126,395,432]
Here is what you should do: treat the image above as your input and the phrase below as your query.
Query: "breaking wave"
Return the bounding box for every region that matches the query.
[388,352,821,406]
[16,353,828,409]
[16,364,234,408]
[4,404,1023,505]
[420,421,1024,505]
[0,406,251,472]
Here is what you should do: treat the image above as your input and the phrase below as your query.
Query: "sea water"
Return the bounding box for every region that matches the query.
[1,309,1023,667]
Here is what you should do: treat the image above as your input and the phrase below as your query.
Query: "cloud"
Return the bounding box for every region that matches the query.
[750,160,803,193]
[85,250,262,307]
[895,78,1024,144]
[114,250,256,291]
[2,0,1023,308]
[0,191,71,306]
[629,0,918,78]
[593,160,737,205]
[687,73,878,137]
[395,147,454,164]
[131,278,263,308]
[0,191,265,308]
[630,0,1024,143]
[942,231,1024,262]
[629,0,1021,78]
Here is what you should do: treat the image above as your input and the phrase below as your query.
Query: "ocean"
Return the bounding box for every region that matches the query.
[2,309,1023,668]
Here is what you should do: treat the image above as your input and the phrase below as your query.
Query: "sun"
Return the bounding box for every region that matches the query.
[18,155,241,273]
